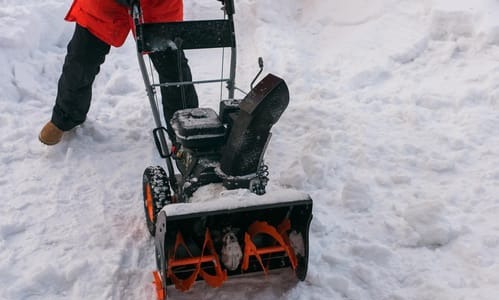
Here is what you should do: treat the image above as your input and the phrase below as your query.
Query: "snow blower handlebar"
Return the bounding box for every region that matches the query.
[132,3,178,192]
[131,1,237,96]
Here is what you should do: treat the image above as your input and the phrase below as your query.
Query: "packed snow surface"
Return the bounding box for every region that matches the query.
[2,0,499,299]
[163,185,310,216]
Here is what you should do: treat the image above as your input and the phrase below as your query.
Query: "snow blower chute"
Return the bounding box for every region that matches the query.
[133,1,313,298]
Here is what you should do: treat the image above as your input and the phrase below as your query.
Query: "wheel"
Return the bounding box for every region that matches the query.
[143,166,171,236]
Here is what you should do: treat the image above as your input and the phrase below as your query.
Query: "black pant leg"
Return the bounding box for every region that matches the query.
[148,49,199,122]
[51,24,111,131]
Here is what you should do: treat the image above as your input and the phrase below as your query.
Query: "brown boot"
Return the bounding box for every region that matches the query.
[39,121,64,145]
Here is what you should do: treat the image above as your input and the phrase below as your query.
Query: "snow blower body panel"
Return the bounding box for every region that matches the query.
[132,1,313,298]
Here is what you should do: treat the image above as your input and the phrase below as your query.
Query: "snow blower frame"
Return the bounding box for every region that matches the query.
[132,1,313,299]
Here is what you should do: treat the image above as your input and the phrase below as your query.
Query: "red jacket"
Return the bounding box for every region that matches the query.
[65,0,183,47]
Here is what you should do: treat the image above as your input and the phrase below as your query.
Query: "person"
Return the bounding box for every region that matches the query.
[39,0,198,145]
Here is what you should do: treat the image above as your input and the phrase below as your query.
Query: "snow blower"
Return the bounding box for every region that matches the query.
[133,1,313,298]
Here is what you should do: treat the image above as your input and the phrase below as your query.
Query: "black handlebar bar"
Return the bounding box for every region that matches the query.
[131,0,234,17]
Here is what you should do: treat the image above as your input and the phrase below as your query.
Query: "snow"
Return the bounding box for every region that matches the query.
[162,185,310,216]
[2,0,499,299]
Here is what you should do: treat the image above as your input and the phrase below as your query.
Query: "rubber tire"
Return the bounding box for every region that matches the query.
[143,166,171,236]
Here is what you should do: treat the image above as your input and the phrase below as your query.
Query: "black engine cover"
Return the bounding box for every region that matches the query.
[171,108,226,149]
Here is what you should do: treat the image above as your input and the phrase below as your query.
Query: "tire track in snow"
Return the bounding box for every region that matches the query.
[59,127,156,300]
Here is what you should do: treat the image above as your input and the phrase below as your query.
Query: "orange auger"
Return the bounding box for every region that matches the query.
[167,229,227,292]
[153,218,305,299]
[241,220,298,274]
